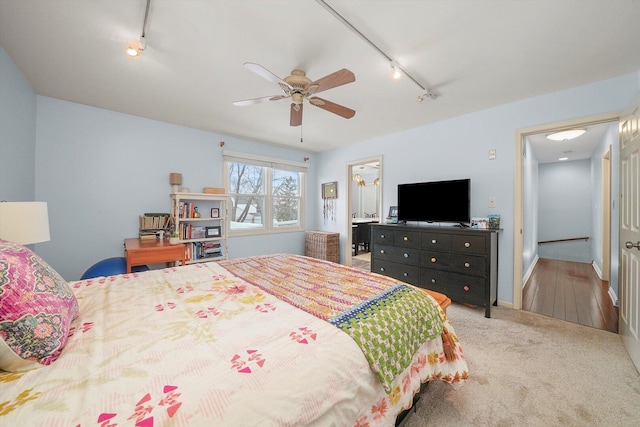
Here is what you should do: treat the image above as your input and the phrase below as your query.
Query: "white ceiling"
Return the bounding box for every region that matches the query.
[1,0,639,154]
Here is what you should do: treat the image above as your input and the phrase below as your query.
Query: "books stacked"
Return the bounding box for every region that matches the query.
[185,242,223,261]
[139,213,170,239]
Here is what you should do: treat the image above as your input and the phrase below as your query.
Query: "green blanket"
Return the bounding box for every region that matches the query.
[329,284,443,392]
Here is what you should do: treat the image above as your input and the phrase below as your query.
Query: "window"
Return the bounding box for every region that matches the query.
[223,151,307,235]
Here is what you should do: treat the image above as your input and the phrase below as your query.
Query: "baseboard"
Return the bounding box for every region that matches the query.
[608,287,620,307]
[497,299,513,309]
[522,255,539,289]
[591,261,603,280]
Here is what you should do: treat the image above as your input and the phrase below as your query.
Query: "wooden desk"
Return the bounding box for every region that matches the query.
[124,238,186,273]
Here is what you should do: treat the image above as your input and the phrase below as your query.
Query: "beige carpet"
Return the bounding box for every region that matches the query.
[405,303,640,426]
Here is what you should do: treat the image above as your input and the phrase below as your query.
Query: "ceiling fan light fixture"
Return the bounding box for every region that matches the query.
[546,128,586,141]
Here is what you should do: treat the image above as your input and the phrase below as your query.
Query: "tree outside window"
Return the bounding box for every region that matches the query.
[227,160,304,233]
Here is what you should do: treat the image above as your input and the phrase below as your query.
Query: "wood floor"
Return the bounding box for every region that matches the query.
[523,258,618,333]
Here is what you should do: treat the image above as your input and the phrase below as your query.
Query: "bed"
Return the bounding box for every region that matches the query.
[0,240,468,426]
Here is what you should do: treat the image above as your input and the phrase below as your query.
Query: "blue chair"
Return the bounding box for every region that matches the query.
[80,257,149,280]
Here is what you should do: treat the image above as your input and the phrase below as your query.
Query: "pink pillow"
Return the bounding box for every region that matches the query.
[0,239,79,371]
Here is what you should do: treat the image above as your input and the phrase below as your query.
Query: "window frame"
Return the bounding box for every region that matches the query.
[223,150,307,236]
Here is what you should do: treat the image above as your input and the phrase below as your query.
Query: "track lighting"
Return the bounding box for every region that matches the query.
[417,90,437,102]
[316,1,437,102]
[127,0,151,58]
[390,61,402,79]
[127,36,146,57]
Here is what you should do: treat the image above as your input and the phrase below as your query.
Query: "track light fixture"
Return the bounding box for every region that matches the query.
[127,0,151,57]
[417,90,438,102]
[390,61,402,79]
[316,0,437,101]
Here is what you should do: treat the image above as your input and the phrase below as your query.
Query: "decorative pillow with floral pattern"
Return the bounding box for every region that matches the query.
[0,239,79,371]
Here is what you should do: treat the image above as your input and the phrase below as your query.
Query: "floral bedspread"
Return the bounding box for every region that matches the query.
[0,255,468,426]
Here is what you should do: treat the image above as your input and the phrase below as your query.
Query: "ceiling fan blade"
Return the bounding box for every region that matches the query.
[243,62,289,86]
[309,97,355,119]
[233,95,282,106]
[310,69,355,94]
[290,103,303,127]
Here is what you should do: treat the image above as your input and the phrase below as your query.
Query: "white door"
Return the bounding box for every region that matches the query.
[619,94,640,372]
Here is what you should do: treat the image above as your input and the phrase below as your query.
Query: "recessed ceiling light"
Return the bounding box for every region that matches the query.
[559,157,569,161]
[546,128,586,141]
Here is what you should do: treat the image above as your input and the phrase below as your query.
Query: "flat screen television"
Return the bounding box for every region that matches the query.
[397,179,470,224]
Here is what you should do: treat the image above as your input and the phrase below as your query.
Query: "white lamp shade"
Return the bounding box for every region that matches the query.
[0,202,51,245]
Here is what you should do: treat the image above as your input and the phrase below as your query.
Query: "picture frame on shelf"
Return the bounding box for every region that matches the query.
[205,226,221,238]
[211,208,220,218]
[388,206,398,218]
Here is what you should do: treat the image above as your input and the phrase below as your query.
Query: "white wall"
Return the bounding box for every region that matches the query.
[0,46,36,201]
[34,97,315,280]
[538,160,592,262]
[317,72,639,305]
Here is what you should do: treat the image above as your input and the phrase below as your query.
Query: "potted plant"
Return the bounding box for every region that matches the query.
[169,232,180,245]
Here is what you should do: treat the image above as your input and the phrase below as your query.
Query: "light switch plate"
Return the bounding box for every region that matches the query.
[489,149,496,160]
[489,197,496,208]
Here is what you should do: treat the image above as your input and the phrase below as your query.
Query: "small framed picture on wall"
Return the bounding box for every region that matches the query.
[211,208,220,218]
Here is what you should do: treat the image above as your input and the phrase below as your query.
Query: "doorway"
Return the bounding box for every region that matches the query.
[346,156,382,268]
[513,114,620,333]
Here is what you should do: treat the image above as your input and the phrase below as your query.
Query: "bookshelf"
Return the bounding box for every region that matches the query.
[170,192,228,264]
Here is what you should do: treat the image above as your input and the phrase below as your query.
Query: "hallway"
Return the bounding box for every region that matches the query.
[522,258,618,333]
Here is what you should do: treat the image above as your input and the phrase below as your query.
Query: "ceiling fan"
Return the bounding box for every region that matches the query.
[233,62,356,126]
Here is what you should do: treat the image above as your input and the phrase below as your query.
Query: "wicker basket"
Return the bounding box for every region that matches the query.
[304,231,340,264]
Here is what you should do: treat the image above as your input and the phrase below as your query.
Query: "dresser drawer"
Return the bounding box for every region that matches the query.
[420,232,452,251]
[420,269,485,306]
[421,251,486,277]
[393,229,420,248]
[373,244,421,266]
[372,259,420,285]
[372,228,394,244]
[451,234,486,255]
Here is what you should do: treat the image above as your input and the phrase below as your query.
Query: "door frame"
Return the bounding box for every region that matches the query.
[513,112,620,310]
[602,145,612,281]
[346,155,382,267]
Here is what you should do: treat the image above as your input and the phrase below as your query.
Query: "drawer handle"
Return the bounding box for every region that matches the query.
[380,249,386,254]
[465,242,470,248]
[380,267,385,272]
[464,262,470,268]
[403,253,409,258]
[431,278,436,284]
[381,234,386,238]
[463,285,470,292]
[431,239,437,244]
[403,236,408,241]
[403,272,408,277]
[431,257,437,263]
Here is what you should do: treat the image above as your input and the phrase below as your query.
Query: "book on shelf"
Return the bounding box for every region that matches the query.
[139,213,170,230]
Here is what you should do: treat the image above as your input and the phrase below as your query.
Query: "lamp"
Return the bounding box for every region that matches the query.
[169,172,183,193]
[546,128,586,141]
[0,201,50,245]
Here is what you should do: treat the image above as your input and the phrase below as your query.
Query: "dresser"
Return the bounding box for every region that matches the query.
[371,224,499,317]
